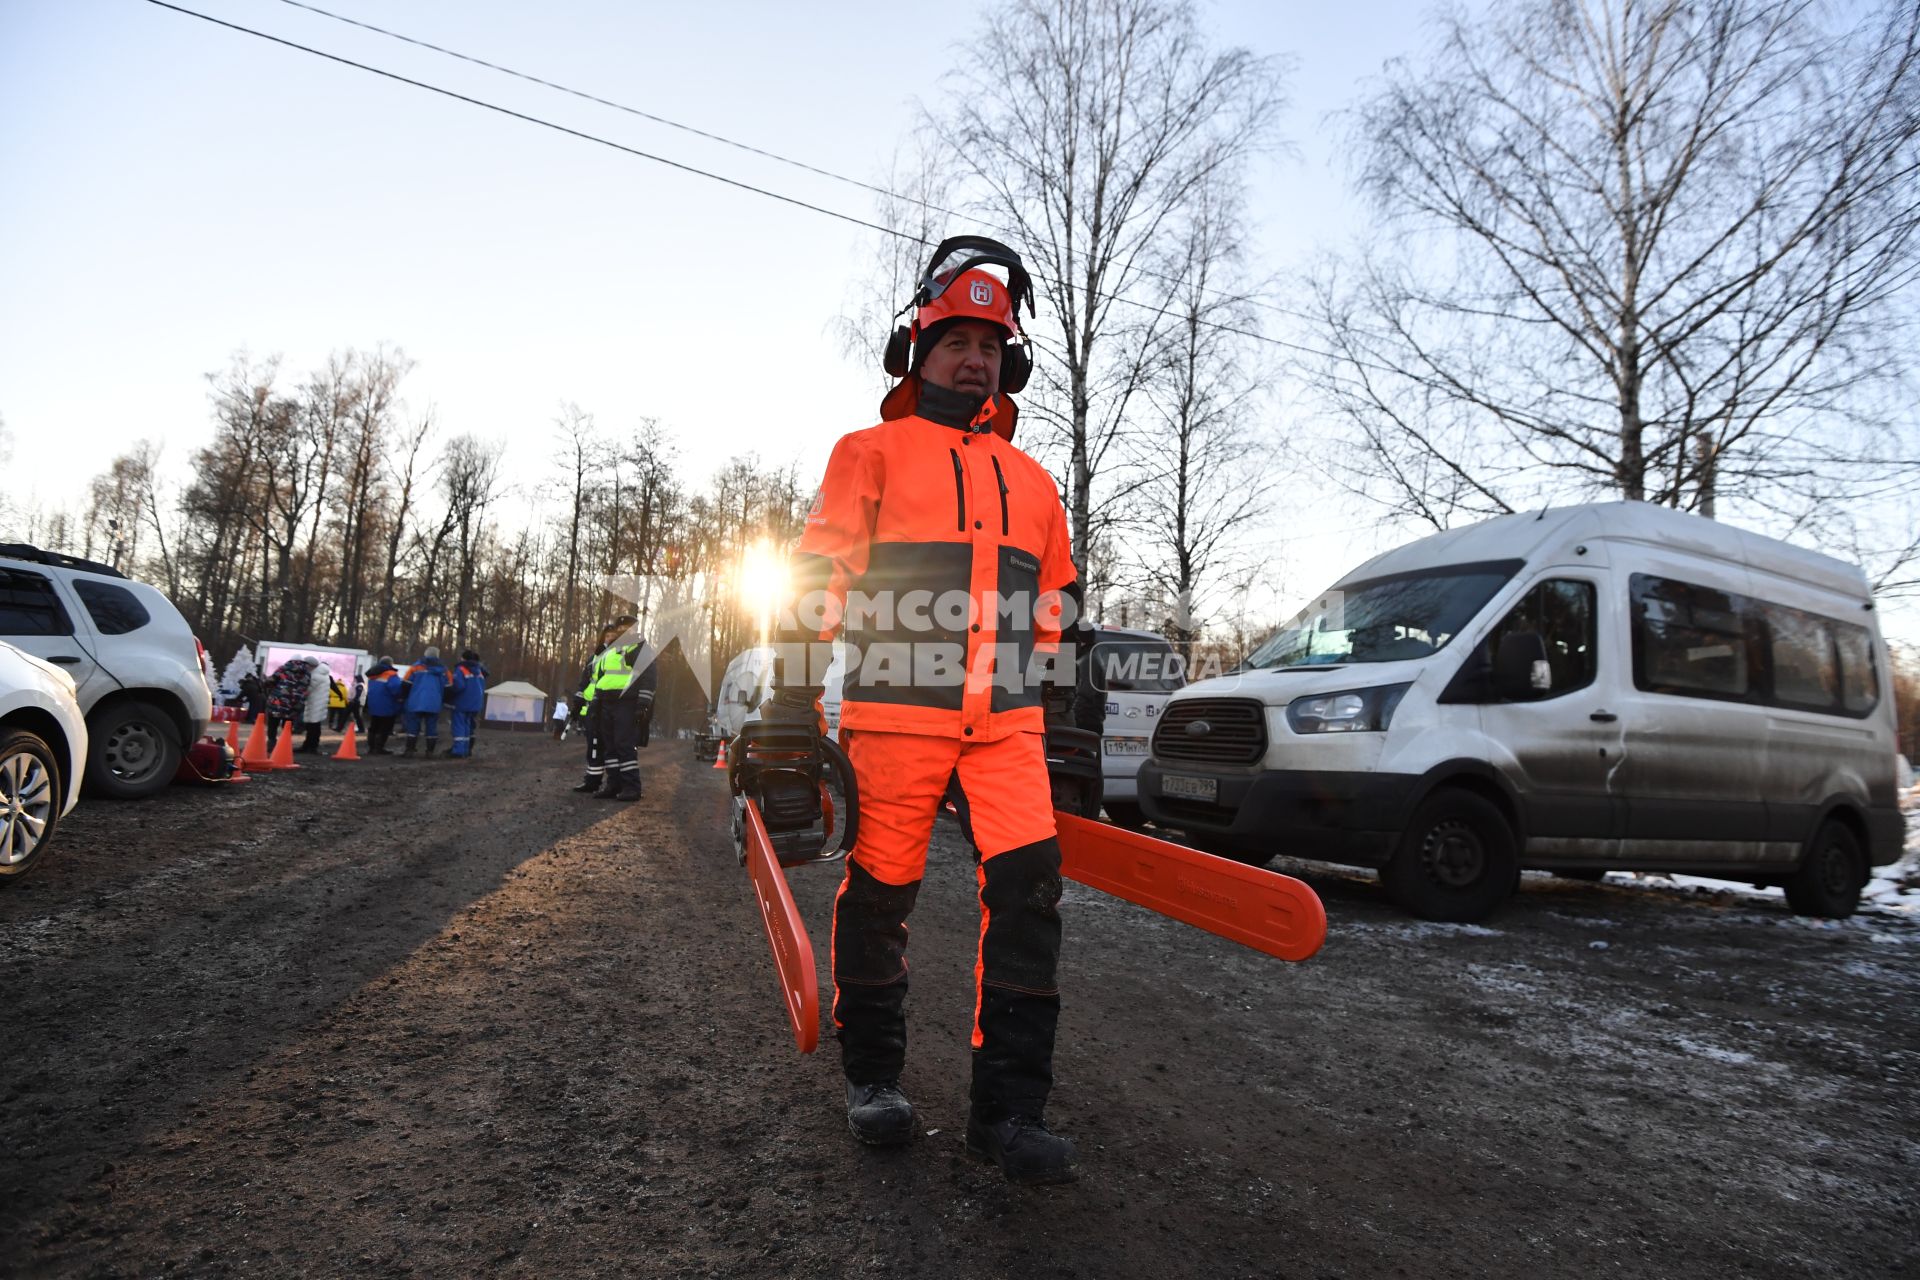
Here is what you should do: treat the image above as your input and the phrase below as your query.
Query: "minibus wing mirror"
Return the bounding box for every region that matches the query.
[1494,632,1549,699]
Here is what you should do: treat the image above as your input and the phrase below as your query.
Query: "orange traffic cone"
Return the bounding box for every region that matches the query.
[268,723,299,771]
[239,714,272,771]
[712,742,727,769]
[333,722,361,761]
[225,719,240,753]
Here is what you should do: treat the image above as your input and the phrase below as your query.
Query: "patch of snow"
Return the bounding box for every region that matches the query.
[1836,958,1919,984]
[1669,1036,1758,1067]
[1543,910,1619,927]
[1461,962,1548,997]
[1343,920,1503,939]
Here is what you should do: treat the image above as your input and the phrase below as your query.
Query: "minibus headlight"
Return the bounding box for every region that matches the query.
[1286,683,1412,734]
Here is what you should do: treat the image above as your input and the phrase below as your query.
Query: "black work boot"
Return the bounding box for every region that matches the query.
[845,1080,915,1147]
[424,739,439,757]
[402,735,418,758]
[614,775,643,802]
[965,1111,1077,1185]
[594,775,623,800]
[571,774,601,793]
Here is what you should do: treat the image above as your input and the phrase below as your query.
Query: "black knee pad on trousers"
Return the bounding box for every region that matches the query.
[832,858,923,1083]
[971,837,1064,1120]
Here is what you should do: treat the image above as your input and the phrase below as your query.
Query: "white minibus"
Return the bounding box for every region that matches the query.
[1138,503,1905,921]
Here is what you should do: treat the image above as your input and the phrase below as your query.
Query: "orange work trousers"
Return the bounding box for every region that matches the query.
[832,728,1063,1120]
[843,728,1057,883]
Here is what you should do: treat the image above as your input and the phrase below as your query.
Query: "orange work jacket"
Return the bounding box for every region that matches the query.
[781,391,1077,742]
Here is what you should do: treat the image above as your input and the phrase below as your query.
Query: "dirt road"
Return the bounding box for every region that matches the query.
[3,732,1915,1278]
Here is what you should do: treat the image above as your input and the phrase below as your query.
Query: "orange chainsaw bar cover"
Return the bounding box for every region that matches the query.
[1055,813,1326,962]
[742,800,821,1053]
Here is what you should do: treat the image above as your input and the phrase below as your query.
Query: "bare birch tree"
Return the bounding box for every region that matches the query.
[835,145,955,385]
[438,434,504,651]
[82,443,165,574]
[333,345,412,640]
[928,0,1286,572]
[1309,0,1920,535]
[1132,181,1272,658]
[375,411,434,650]
[550,402,600,685]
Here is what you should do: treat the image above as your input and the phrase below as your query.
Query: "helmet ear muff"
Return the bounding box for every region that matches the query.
[1000,341,1032,394]
[882,326,913,379]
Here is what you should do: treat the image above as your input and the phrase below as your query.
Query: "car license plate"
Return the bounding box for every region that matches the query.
[1161,774,1217,801]
[1104,737,1148,756]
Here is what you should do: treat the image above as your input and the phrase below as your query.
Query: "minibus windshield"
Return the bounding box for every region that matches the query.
[1243,560,1523,670]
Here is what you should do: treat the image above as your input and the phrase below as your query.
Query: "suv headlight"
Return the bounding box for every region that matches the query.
[1286,683,1412,734]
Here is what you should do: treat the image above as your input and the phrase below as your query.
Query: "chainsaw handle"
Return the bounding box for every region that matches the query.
[821,735,859,859]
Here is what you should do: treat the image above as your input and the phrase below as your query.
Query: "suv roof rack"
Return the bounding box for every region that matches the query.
[0,543,129,580]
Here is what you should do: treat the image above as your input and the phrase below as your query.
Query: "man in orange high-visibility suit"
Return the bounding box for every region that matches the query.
[764,238,1082,1185]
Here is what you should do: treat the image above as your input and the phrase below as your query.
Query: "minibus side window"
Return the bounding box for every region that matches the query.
[1836,626,1879,714]
[1632,574,1880,718]
[1630,575,1755,700]
[1445,578,1596,702]
[1763,604,1840,712]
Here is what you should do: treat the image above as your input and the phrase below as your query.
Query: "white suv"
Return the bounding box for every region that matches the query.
[0,545,212,799]
[0,639,87,878]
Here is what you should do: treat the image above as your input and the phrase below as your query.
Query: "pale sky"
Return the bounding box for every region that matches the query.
[3,0,1913,644]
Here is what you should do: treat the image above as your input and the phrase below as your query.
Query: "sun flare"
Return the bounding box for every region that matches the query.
[736,540,789,637]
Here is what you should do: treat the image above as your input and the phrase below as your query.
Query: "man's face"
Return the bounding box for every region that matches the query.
[919,319,1004,399]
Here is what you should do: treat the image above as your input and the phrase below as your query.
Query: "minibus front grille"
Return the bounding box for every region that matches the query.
[1152,698,1267,765]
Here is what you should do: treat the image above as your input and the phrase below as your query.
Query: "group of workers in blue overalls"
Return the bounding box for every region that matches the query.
[361,646,489,758]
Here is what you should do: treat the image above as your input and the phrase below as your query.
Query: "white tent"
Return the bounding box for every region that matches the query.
[484,680,547,723]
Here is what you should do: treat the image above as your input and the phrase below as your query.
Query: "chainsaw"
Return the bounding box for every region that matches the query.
[729,722,1326,1054]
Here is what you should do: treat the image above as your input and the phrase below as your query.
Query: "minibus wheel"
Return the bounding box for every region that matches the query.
[1384,790,1518,922]
[1783,820,1866,919]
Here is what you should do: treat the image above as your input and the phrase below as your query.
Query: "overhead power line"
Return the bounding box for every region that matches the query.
[143,0,1361,367]
[269,0,1331,335]
[270,0,954,220]
[142,0,914,241]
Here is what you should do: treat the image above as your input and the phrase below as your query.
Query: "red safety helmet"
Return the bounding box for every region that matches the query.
[917,267,1018,337]
[882,236,1035,395]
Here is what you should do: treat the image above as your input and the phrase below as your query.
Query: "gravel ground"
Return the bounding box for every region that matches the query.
[3,731,1915,1278]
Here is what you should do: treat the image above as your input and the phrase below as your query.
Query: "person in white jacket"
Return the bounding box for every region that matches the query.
[297,658,331,755]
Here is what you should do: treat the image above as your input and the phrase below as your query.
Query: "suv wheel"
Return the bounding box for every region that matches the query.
[1384,789,1518,922]
[1783,819,1865,919]
[85,701,181,799]
[0,728,62,880]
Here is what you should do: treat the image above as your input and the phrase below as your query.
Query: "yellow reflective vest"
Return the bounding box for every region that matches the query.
[586,645,635,702]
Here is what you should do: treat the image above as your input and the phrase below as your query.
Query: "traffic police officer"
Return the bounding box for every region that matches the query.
[571,622,618,794]
[587,615,658,802]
